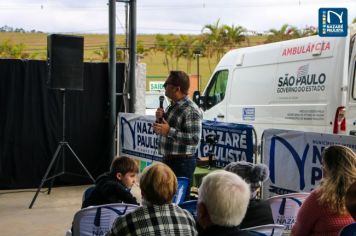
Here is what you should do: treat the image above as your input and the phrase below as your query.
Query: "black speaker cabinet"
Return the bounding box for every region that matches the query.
[47,34,84,90]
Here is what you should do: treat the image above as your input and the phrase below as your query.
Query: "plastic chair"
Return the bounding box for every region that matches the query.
[82,185,95,203]
[179,200,198,219]
[172,177,190,204]
[267,192,309,236]
[339,222,356,236]
[243,224,285,236]
[72,203,138,236]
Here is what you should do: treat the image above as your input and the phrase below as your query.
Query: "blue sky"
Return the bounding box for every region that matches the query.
[0,0,355,34]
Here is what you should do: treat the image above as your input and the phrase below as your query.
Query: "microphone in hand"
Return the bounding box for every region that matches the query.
[157,95,165,123]
[159,95,164,109]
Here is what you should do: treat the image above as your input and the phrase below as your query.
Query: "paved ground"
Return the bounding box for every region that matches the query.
[0,185,141,236]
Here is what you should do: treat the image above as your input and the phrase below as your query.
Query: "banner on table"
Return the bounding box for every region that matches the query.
[262,129,356,199]
[198,120,254,167]
[118,113,255,167]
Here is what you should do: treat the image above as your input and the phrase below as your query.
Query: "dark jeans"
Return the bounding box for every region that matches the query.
[164,157,196,201]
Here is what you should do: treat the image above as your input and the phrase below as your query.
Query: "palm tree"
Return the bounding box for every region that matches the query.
[202,19,225,73]
[301,26,317,37]
[177,35,199,73]
[222,24,247,50]
[136,40,154,62]
[265,24,301,43]
[170,37,183,70]
[93,45,108,61]
[93,44,125,62]
[154,34,169,72]
[154,34,177,73]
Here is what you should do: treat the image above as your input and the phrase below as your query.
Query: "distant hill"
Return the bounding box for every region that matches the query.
[0,32,267,90]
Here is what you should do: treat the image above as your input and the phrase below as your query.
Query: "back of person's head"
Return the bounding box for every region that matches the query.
[346,181,356,220]
[224,161,269,198]
[198,170,250,227]
[319,145,356,214]
[168,71,190,95]
[110,156,139,176]
[140,163,177,205]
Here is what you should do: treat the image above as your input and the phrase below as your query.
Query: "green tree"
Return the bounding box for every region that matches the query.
[222,24,247,50]
[93,44,108,61]
[0,40,28,59]
[265,24,301,43]
[137,40,154,58]
[301,26,318,37]
[202,19,225,73]
[93,44,125,62]
[154,34,178,73]
[177,35,199,73]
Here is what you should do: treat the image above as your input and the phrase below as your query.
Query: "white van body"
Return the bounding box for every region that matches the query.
[199,24,356,140]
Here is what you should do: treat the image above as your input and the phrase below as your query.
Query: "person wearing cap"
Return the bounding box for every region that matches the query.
[224,161,274,229]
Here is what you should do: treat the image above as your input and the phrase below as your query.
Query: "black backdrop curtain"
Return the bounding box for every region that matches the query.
[0,59,125,189]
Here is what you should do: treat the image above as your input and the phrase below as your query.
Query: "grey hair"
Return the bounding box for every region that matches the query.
[198,170,250,226]
[224,161,269,183]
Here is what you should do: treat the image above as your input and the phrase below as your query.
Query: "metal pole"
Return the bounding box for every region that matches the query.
[128,0,136,113]
[194,50,201,92]
[61,89,66,142]
[108,0,116,160]
[124,2,129,113]
[197,55,200,91]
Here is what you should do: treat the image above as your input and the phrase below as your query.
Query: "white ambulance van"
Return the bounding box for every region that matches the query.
[194,24,356,140]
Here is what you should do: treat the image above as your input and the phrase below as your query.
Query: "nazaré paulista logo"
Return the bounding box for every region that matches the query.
[319,8,347,37]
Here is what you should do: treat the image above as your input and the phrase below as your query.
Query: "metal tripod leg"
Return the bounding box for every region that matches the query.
[66,143,95,182]
[47,145,65,195]
[29,89,95,209]
[29,144,63,209]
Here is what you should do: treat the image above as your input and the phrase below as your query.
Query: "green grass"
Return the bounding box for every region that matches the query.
[0,32,268,91]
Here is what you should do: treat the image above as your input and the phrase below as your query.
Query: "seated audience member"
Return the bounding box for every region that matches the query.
[291,145,356,236]
[82,156,138,208]
[224,161,274,228]
[346,181,356,221]
[197,170,256,236]
[106,163,197,236]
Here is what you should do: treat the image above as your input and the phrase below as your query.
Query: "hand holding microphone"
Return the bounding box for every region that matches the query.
[159,95,164,109]
[156,95,165,123]
[154,95,170,136]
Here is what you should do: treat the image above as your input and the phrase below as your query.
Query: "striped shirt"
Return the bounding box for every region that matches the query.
[159,96,202,155]
[107,204,198,236]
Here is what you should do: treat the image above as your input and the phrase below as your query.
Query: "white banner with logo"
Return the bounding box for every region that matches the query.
[118,113,161,163]
[262,129,356,199]
[118,113,255,170]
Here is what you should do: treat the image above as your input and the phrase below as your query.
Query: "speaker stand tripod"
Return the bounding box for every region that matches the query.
[29,89,95,209]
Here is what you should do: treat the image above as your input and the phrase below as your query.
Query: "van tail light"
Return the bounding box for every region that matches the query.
[333,106,346,134]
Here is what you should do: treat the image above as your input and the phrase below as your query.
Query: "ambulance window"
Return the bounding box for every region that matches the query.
[353,61,356,100]
[205,70,228,110]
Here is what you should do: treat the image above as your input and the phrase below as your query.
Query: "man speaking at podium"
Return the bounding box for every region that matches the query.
[153,71,202,200]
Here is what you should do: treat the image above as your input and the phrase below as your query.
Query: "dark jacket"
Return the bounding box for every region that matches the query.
[240,199,274,229]
[199,225,256,236]
[81,172,138,208]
